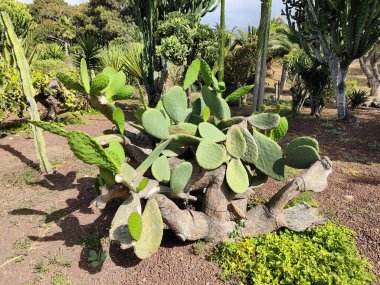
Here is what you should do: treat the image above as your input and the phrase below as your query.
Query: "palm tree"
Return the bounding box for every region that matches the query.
[267,18,298,95]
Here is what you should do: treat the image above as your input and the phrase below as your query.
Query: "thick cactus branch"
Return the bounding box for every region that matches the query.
[154,157,332,242]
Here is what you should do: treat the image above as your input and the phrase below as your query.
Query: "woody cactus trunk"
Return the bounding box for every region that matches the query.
[34,58,333,259]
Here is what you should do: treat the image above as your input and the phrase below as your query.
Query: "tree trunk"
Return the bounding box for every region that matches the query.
[330,58,348,120]
[360,54,380,98]
[279,65,287,95]
[252,0,272,112]
[218,0,226,81]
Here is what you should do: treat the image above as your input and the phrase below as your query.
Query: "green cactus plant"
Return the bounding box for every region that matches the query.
[32,57,327,261]
[128,212,143,241]
[284,137,319,155]
[196,140,227,170]
[152,156,171,183]
[142,109,170,140]
[0,12,52,174]
[226,125,247,158]
[248,113,281,130]
[198,122,226,143]
[170,162,193,195]
[163,86,188,123]
[109,194,141,249]
[134,198,164,260]
[226,158,249,194]
[285,145,321,169]
[252,130,285,180]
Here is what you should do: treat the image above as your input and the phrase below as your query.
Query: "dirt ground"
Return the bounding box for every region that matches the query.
[0,107,379,285]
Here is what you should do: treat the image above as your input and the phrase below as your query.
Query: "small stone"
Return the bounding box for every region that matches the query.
[344,195,354,201]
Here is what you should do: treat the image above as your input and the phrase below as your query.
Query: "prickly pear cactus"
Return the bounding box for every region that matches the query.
[32,58,324,260]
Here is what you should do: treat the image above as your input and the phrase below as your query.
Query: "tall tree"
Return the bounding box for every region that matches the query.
[359,42,380,98]
[131,0,220,106]
[283,0,380,121]
[86,0,135,45]
[218,0,225,81]
[252,0,272,112]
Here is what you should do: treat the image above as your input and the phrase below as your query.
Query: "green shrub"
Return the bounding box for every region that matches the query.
[32,59,73,75]
[212,222,375,285]
[348,89,369,109]
[41,43,66,61]
[345,80,359,97]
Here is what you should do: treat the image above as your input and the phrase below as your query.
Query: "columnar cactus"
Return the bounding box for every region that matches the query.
[32,58,333,260]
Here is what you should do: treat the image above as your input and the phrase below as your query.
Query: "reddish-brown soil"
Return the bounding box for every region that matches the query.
[0,107,379,285]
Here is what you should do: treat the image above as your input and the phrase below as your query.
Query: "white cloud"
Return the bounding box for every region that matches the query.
[18,0,87,4]
[202,0,285,29]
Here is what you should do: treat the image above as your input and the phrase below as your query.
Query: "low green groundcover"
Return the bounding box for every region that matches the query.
[212,222,376,285]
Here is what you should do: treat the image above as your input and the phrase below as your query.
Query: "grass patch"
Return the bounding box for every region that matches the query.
[193,240,206,255]
[321,121,334,129]
[247,196,269,210]
[13,237,32,251]
[52,272,73,285]
[342,168,364,177]
[326,129,347,139]
[212,222,375,285]
[284,166,300,179]
[285,192,319,208]
[368,141,380,151]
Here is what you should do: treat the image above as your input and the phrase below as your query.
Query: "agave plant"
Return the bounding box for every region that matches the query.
[33,58,332,260]
[74,34,102,71]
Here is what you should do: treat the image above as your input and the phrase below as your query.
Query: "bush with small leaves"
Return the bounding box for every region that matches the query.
[212,222,375,285]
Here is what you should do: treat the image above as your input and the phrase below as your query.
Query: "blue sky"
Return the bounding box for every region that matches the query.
[18,0,285,29]
[202,0,285,28]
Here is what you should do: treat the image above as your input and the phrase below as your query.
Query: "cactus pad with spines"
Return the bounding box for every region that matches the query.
[112,107,125,134]
[141,109,170,140]
[196,140,226,170]
[105,141,125,167]
[248,113,281,130]
[284,136,319,155]
[152,156,171,183]
[169,123,198,136]
[30,121,68,137]
[170,162,193,195]
[128,212,143,241]
[90,72,110,96]
[162,142,188,157]
[240,127,259,164]
[226,158,249,194]
[109,194,141,249]
[163,86,188,123]
[252,130,285,180]
[183,58,201,90]
[226,125,247,158]
[67,131,119,173]
[270,117,288,142]
[285,145,320,169]
[198,122,227,142]
[134,198,163,259]
[199,59,213,86]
